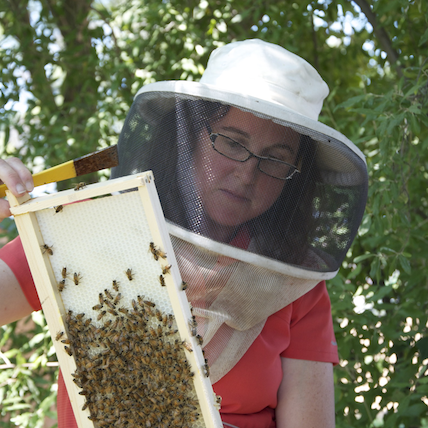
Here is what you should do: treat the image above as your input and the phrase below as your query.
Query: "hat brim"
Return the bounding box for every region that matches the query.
[135,81,366,185]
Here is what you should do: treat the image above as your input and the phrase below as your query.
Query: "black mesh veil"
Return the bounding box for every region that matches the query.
[111,90,368,274]
[110,86,368,381]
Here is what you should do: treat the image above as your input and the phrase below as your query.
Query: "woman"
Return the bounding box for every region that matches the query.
[0,39,368,427]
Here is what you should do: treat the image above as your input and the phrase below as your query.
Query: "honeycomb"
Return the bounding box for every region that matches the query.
[36,191,171,318]
[29,181,220,428]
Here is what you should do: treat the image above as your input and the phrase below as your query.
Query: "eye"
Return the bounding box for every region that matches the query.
[264,145,295,163]
[219,135,243,152]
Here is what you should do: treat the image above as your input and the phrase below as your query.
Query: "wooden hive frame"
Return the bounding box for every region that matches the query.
[8,172,222,428]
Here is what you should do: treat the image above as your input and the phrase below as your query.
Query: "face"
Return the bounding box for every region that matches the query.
[194,107,300,240]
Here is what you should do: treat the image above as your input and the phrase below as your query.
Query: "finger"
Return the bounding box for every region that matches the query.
[0,199,12,220]
[0,158,34,196]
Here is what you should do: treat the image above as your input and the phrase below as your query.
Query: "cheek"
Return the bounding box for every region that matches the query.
[253,179,284,214]
[195,148,230,187]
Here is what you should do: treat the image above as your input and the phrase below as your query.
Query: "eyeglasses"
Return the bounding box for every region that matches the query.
[206,124,301,180]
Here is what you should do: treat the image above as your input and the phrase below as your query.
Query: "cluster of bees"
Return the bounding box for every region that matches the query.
[52,242,209,428]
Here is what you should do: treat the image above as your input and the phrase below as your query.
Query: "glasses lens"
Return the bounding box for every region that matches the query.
[213,135,250,161]
[259,159,297,180]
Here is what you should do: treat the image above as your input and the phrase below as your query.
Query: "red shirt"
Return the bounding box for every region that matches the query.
[1,237,338,428]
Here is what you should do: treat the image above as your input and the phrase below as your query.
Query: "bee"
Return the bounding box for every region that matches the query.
[149,242,167,260]
[92,303,103,311]
[167,314,175,329]
[76,312,85,320]
[161,264,172,275]
[155,309,163,322]
[137,295,145,307]
[189,315,197,328]
[165,329,178,336]
[189,323,197,337]
[143,299,156,308]
[112,280,120,291]
[182,340,193,352]
[126,312,137,321]
[61,338,71,345]
[57,279,66,292]
[40,244,53,255]
[55,331,64,341]
[97,310,107,321]
[161,314,169,327]
[113,293,122,305]
[54,205,63,214]
[64,346,73,356]
[104,289,113,300]
[118,307,129,315]
[125,268,134,281]
[196,334,203,346]
[203,363,210,377]
[98,293,104,305]
[149,242,159,260]
[73,272,82,285]
[157,248,167,259]
[74,182,86,191]
[159,274,166,287]
[113,317,124,331]
[104,299,115,310]
[107,308,118,316]
[181,281,188,291]
[61,267,67,279]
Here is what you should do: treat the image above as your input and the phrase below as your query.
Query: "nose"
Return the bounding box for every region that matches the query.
[234,156,259,184]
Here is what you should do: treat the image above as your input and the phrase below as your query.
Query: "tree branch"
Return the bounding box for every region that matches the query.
[310,10,319,71]
[352,0,403,77]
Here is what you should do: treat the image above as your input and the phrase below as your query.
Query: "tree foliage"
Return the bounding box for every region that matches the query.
[1,0,427,426]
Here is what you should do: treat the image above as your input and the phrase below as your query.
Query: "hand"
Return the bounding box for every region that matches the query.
[0,157,34,219]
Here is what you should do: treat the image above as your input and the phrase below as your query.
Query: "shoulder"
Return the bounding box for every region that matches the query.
[272,280,330,324]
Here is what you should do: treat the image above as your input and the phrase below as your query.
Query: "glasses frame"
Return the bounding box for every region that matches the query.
[206,123,301,180]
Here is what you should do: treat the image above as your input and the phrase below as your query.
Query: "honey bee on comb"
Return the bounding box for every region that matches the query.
[161,264,172,275]
[113,293,122,306]
[57,279,66,292]
[112,280,120,292]
[61,283,206,427]
[40,244,53,255]
[55,331,64,341]
[104,289,113,300]
[149,242,167,261]
[159,274,166,287]
[104,299,115,310]
[125,268,134,281]
[73,272,82,285]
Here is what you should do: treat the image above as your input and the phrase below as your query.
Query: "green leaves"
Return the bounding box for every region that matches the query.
[0,317,58,428]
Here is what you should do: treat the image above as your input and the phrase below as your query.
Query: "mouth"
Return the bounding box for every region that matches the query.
[220,188,250,202]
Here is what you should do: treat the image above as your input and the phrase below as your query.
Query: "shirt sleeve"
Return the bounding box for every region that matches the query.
[0,236,41,311]
[281,281,339,364]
